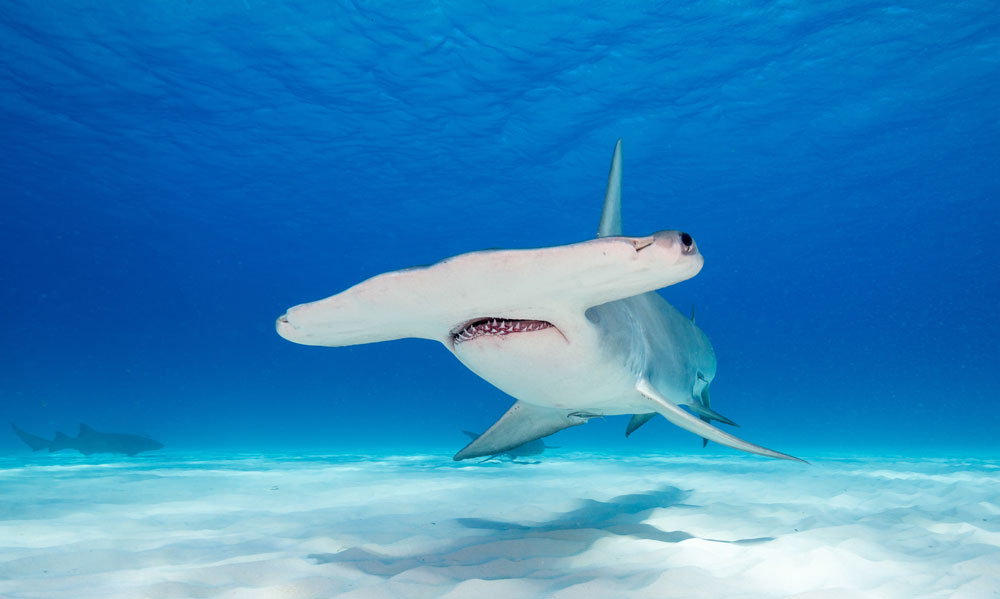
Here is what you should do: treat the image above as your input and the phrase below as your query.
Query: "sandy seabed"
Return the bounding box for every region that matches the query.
[0,451,997,599]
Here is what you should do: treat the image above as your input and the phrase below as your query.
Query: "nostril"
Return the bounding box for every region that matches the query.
[680,232,693,247]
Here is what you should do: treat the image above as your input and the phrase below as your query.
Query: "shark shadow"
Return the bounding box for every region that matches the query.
[308,486,772,580]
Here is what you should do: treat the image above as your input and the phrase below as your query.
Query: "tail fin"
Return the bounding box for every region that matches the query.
[688,403,739,427]
[636,379,806,463]
[11,423,51,451]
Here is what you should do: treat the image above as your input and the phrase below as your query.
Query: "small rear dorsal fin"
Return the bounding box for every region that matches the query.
[79,423,97,437]
[50,431,74,452]
[625,413,655,437]
[597,139,623,238]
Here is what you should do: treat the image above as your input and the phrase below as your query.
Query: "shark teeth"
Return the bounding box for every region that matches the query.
[453,318,553,344]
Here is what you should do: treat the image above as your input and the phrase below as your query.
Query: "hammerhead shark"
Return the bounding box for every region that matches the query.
[11,423,163,456]
[277,140,802,463]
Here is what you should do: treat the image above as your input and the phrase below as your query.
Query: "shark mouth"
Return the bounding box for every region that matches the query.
[453,318,554,345]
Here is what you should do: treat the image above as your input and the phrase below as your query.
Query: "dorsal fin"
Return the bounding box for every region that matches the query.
[691,304,696,324]
[597,139,623,237]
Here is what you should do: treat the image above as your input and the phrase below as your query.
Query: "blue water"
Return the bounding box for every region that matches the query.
[1,0,997,457]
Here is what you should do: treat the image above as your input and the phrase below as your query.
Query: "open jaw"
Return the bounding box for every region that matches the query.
[452,318,554,345]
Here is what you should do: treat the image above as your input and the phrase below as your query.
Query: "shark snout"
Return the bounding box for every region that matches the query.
[276,304,332,345]
[276,312,300,342]
[644,230,703,284]
[650,230,700,258]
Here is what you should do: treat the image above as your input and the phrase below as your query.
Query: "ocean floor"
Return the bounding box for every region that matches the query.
[0,451,997,599]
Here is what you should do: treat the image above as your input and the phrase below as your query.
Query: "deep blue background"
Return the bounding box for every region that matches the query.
[2,1,997,456]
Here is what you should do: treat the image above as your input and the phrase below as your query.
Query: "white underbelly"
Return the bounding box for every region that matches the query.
[450,327,643,414]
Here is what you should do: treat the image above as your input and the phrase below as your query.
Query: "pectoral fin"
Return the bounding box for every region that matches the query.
[636,379,806,463]
[453,401,590,461]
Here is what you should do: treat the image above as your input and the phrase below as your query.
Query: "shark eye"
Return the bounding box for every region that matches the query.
[680,232,693,248]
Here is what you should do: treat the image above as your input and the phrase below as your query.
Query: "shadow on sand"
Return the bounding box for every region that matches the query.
[308,485,773,580]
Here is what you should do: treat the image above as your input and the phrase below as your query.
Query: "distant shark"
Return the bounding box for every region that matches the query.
[277,140,803,463]
[462,430,557,463]
[11,423,163,456]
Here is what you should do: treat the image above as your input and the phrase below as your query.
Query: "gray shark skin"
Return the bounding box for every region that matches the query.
[277,140,803,463]
[12,423,163,456]
[461,430,556,463]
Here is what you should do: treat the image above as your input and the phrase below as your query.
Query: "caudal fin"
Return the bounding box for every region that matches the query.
[636,379,807,463]
[10,423,51,451]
